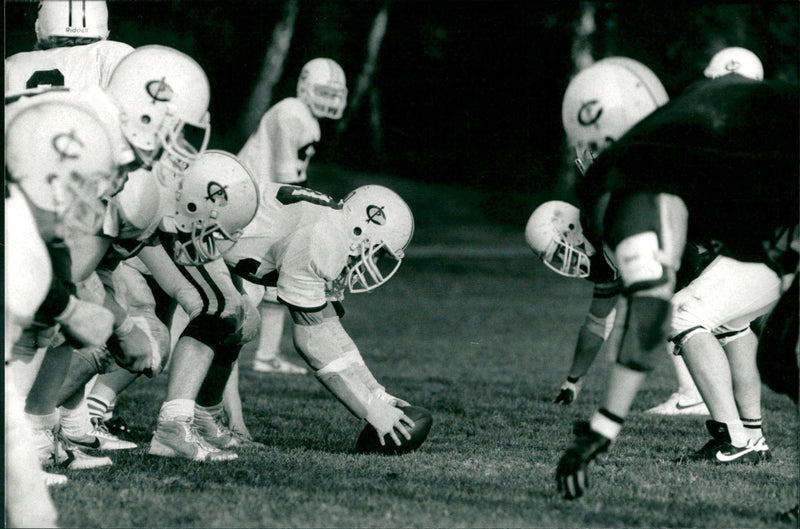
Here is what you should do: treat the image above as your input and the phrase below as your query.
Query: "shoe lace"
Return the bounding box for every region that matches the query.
[90,417,116,439]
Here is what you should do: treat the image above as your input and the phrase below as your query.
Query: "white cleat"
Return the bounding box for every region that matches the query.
[644,392,710,416]
[253,356,307,375]
[64,418,137,451]
[35,425,113,470]
[148,416,238,462]
[41,471,68,486]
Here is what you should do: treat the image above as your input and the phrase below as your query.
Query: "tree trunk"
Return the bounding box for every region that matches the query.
[557,2,597,199]
[337,0,390,159]
[240,0,299,139]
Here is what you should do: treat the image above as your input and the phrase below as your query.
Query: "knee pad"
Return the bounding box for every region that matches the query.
[617,296,672,372]
[210,342,242,367]
[181,314,237,348]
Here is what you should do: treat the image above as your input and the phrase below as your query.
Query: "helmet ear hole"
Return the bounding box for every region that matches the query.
[353,227,362,236]
[141,115,151,125]
[187,202,197,212]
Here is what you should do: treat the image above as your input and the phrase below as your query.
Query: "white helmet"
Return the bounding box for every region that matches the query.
[338,185,414,293]
[562,57,668,174]
[704,47,764,81]
[35,0,110,43]
[6,100,120,236]
[167,150,259,266]
[525,200,596,279]
[297,58,348,120]
[105,45,211,169]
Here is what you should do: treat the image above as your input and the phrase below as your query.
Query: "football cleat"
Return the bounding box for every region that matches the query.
[715,437,771,464]
[193,409,239,450]
[103,415,134,441]
[674,420,730,463]
[644,392,710,416]
[148,416,237,461]
[41,471,68,486]
[253,356,308,375]
[36,426,114,470]
[65,418,137,450]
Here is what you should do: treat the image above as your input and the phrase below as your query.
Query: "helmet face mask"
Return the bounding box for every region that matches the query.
[106,45,211,170]
[525,201,595,279]
[6,101,118,237]
[339,185,414,293]
[297,58,348,120]
[166,150,259,266]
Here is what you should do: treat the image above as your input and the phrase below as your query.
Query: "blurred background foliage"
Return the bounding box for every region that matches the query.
[5,0,798,225]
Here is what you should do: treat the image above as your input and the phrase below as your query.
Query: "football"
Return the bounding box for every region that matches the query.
[354,405,434,455]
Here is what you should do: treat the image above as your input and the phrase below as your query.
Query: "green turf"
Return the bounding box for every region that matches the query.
[50,170,798,528]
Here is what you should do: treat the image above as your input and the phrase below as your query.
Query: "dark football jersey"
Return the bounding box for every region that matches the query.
[579,75,799,269]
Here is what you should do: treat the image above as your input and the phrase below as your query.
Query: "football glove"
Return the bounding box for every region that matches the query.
[554,379,583,405]
[556,421,611,499]
[55,296,114,347]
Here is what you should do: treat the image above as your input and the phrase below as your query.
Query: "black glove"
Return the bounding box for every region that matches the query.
[556,421,611,499]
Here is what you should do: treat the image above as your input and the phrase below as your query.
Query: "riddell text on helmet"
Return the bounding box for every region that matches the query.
[65,27,90,33]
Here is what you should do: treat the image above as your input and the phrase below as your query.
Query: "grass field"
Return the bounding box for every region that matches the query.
[50,169,798,528]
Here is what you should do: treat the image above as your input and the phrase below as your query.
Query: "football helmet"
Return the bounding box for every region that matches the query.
[562,57,668,174]
[105,45,211,169]
[704,47,764,81]
[167,150,259,266]
[297,58,348,120]
[5,100,119,236]
[35,0,110,42]
[337,185,414,293]
[525,201,596,279]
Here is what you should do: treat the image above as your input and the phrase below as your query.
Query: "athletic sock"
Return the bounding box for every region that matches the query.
[86,395,113,422]
[158,399,195,422]
[59,401,92,438]
[741,416,764,442]
[726,420,748,447]
[590,408,625,441]
[25,410,59,430]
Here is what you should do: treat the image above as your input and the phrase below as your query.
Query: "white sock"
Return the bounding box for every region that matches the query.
[158,399,195,421]
[741,417,764,442]
[59,402,92,438]
[726,420,748,447]
[24,410,59,431]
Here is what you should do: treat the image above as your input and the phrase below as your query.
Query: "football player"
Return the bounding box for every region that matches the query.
[552,73,797,499]
[5,0,134,94]
[224,183,420,448]
[236,57,348,378]
[6,44,213,465]
[546,57,709,415]
[5,100,123,519]
[704,46,764,81]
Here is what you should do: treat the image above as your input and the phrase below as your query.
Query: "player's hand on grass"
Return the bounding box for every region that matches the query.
[56,296,114,347]
[556,421,611,499]
[366,399,415,447]
[554,379,582,405]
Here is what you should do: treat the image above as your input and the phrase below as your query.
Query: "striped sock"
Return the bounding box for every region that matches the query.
[86,395,112,422]
[741,416,763,441]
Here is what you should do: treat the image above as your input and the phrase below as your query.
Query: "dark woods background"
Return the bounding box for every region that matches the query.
[5,1,799,225]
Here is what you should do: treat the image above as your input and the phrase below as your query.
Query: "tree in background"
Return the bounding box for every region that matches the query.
[239,0,299,138]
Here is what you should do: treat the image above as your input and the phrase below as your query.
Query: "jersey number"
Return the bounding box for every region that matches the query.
[26,69,65,89]
[275,185,341,209]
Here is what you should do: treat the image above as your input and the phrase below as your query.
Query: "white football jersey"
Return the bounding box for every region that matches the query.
[238,97,321,186]
[224,183,349,310]
[5,40,133,94]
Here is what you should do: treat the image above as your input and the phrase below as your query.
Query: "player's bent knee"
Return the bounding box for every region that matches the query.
[617,296,673,371]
